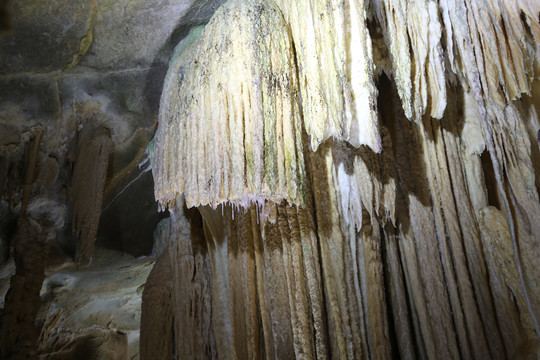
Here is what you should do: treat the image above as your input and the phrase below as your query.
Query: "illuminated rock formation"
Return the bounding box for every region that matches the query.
[147,0,540,358]
[0,0,539,358]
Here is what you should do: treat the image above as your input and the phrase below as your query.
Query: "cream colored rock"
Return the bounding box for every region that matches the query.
[275,0,382,152]
[4,0,540,358]
[148,1,540,357]
[153,0,306,210]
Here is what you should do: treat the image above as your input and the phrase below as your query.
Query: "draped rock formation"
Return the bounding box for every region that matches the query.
[146,0,540,358]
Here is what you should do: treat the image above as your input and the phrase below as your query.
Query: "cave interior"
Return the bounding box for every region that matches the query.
[0,0,540,359]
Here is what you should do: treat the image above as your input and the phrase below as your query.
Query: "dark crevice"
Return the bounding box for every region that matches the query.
[480,150,501,210]
[171,316,176,359]
[379,226,401,360]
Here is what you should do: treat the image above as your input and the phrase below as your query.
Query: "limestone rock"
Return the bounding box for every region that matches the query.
[78,0,225,71]
[71,124,112,265]
[275,0,382,151]
[2,0,540,358]
[37,249,154,359]
[0,0,94,73]
[153,0,306,209]
[147,1,540,358]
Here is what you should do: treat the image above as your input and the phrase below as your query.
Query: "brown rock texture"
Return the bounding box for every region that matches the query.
[147,0,540,358]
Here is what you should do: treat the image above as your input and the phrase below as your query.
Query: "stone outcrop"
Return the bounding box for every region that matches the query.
[37,249,153,360]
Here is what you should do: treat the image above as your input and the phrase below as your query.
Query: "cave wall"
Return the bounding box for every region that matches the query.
[0,0,226,258]
[0,0,224,358]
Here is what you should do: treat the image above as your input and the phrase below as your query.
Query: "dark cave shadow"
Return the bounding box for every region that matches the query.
[96,148,169,257]
[184,204,209,256]
[327,72,434,236]
[372,73,471,236]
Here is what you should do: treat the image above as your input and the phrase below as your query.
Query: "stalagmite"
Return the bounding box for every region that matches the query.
[71,124,112,265]
[145,0,540,358]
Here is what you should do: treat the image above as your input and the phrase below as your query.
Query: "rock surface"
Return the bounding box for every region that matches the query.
[0,0,223,358]
[147,0,540,359]
[37,249,154,359]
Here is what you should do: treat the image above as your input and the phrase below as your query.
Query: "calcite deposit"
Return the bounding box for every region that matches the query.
[149,0,540,358]
[0,0,539,358]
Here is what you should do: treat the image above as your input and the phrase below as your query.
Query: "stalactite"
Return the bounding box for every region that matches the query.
[153,0,306,210]
[147,0,540,358]
[442,0,540,336]
[332,126,396,230]
[273,0,382,152]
